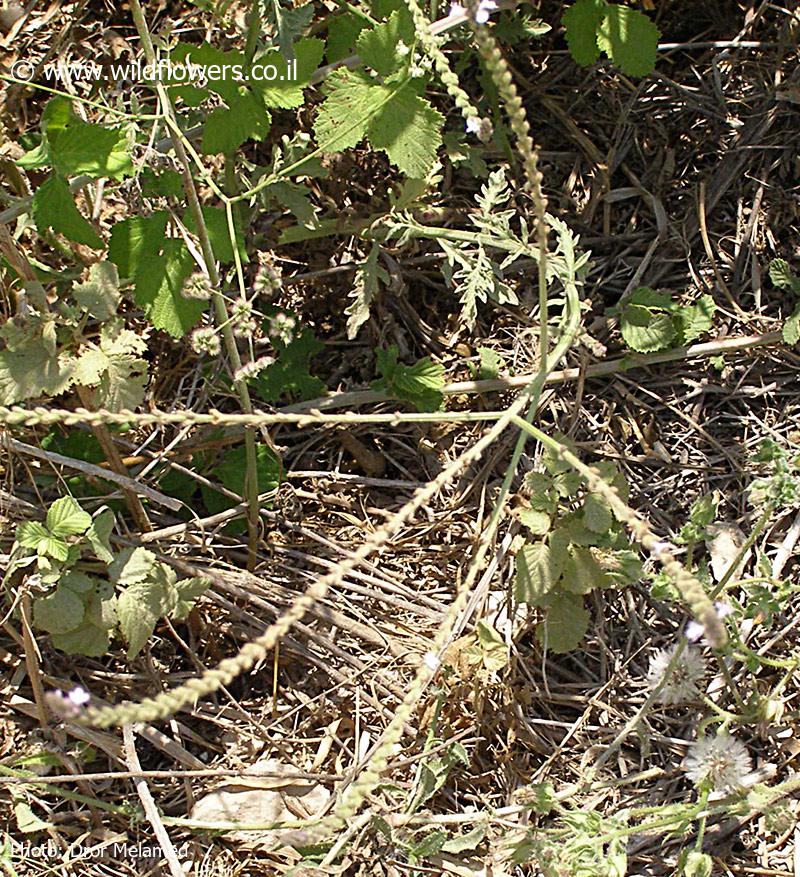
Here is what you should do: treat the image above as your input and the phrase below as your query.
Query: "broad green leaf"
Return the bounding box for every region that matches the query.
[202,443,283,517]
[110,546,159,586]
[582,493,612,534]
[46,496,92,537]
[372,346,445,412]
[769,259,800,292]
[562,545,607,594]
[346,243,388,339]
[72,262,121,321]
[16,521,50,549]
[33,585,85,634]
[597,548,642,586]
[476,346,503,380]
[268,181,319,228]
[314,69,381,153]
[476,619,508,671]
[202,96,271,154]
[0,324,76,404]
[518,507,552,535]
[254,38,325,108]
[132,239,204,338]
[117,578,171,659]
[39,536,69,561]
[596,4,659,77]
[563,0,606,66]
[677,294,716,345]
[260,0,315,59]
[51,601,113,657]
[32,175,103,249]
[327,12,368,62]
[515,541,563,606]
[537,589,589,653]
[73,347,108,387]
[173,577,210,621]
[50,119,132,180]
[620,303,676,353]
[93,319,149,411]
[356,9,414,76]
[108,212,169,279]
[185,206,246,266]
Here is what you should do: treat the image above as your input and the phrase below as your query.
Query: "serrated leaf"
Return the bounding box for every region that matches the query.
[173,577,210,621]
[108,212,169,279]
[72,261,121,321]
[620,303,677,353]
[46,496,92,537]
[769,258,799,291]
[16,521,50,549]
[783,303,800,346]
[202,96,272,154]
[32,174,103,249]
[110,546,159,586]
[346,243,388,339]
[50,119,133,180]
[132,239,204,338]
[518,507,552,535]
[253,321,325,403]
[314,69,381,153]
[356,9,414,76]
[33,585,86,634]
[51,588,113,657]
[254,38,325,108]
[0,320,76,404]
[83,319,148,411]
[596,4,659,77]
[677,294,716,345]
[260,0,315,59]
[327,12,368,62]
[537,589,589,653]
[582,493,612,533]
[562,545,606,594]
[117,575,173,659]
[372,346,445,412]
[563,0,606,66]
[515,541,563,606]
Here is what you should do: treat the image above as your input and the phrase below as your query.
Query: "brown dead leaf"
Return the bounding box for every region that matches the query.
[705,522,750,583]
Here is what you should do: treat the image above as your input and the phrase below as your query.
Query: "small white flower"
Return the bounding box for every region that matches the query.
[683,734,752,792]
[474,0,498,24]
[647,644,705,704]
[270,312,296,346]
[448,3,467,19]
[67,686,91,707]
[234,356,275,382]
[409,63,425,78]
[396,41,410,57]
[465,116,482,135]
[685,602,733,644]
[181,271,213,301]
[253,261,283,296]
[45,686,91,719]
[423,651,441,671]
[190,326,221,357]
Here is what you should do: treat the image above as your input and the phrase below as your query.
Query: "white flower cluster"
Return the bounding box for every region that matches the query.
[683,734,752,792]
[647,644,705,704]
[45,686,91,719]
[448,0,499,26]
[190,326,221,356]
[234,355,275,382]
[181,271,213,301]
[270,312,297,346]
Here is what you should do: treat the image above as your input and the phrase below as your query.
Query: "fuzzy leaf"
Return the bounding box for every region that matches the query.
[72,261,121,321]
[346,243,388,339]
[476,620,508,671]
[372,346,445,412]
[356,9,414,76]
[783,303,800,346]
[86,509,115,564]
[33,584,86,634]
[620,304,676,353]
[13,799,54,834]
[327,12,367,62]
[769,259,799,292]
[515,541,564,606]
[253,322,325,403]
[562,545,607,594]
[32,175,103,249]
[108,212,169,279]
[314,69,382,153]
[677,294,716,345]
[596,4,659,77]
[518,507,552,535]
[173,577,210,621]
[110,546,159,586]
[84,319,149,411]
[441,824,487,854]
[260,0,315,59]
[254,38,325,108]
[582,493,612,534]
[537,590,589,653]
[50,119,132,180]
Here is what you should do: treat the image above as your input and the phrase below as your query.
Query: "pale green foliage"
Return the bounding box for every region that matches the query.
[346,243,389,339]
[407,740,469,813]
[0,312,76,405]
[32,175,103,249]
[372,345,445,412]
[72,262,121,321]
[619,288,716,353]
[260,0,314,59]
[564,0,660,77]
[10,500,208,659]
[515,446,641,653]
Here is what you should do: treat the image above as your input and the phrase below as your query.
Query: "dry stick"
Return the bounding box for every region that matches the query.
[126,0,262,568]
[4,436,181,512]
[19,594,47,728]
[121,725,185,877]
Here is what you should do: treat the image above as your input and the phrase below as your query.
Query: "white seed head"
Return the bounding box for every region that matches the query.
[190,326,221,357]
[647,644,705,704]
[181,271,213,301]
[683,734,752,792]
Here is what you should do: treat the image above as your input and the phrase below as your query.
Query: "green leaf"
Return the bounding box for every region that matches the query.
[253,322,325,403]
[782,303,800,347]
[537,589,589,653]
[185,206,247,267]
[677,294,716,345]
[515,541,564,606]
[32,175,103,249]
[260,0,315,59]
[13,798,53,834]
[254,38,325,108]
[315,71,443,177]
[173,577,210,621]
[476,346,503,380]
[86,509,115,564]
[16,521,50,550]
[72,261,121,321]
[476,619,508,671]
[109,546,159,586]
[596,4,659,77]
[132,239,204,338]
[46,496,92,537]
[108,212,169,279]
[33,584,86,634]
[117,579,167,659]
[620,303,677,353]
[410,830,447,860]
[81,319,149,411]
[582,493,612,534]
[372,346,445,412]
[50,119,132,180]
[769,259,800,292]
[202,96,271,154]
[203,443,283,516]
[327,12,368,62]
[51,584,115,657]
[597,548,642,587]
[562,545,607,595]
[563,0,606,66]
[346,243,388,339]
[441,824,487,854]
[518,507,552,535]
[356,9,414,76]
